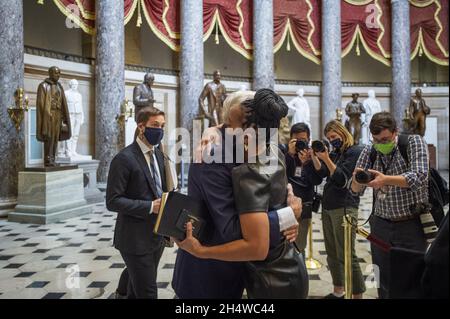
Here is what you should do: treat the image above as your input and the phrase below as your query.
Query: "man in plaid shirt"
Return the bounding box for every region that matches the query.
[351,112,429,299]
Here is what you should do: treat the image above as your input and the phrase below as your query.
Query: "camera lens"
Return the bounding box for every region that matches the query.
[311,140,325,153]
[295,140,308,152]
[355,170,375,184]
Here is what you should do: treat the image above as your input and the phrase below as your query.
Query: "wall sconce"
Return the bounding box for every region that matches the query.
[116,99,134,126]
[8,88,29,132]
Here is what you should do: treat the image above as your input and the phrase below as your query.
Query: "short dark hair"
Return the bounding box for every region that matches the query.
[290,122,310,138]
[136,107,165,125]
[369,111,397,135]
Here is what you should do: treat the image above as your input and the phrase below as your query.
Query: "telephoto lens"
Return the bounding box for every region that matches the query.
[355,170,375,184]
[295,140,309,152]
[311,140,326,153]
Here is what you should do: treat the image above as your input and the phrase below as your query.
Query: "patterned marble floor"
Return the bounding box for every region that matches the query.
[0,171,447,299]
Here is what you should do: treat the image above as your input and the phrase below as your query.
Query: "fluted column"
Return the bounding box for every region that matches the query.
[253,0,274,90]
[391,0,411,128]
[0,0,24,216]
[180,0,204,133]
[321,0,342,130]
[95,0,125,183]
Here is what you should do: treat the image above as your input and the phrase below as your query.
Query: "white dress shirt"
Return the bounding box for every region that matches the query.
[136,137,163,215]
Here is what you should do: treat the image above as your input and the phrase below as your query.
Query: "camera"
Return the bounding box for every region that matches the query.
[311,140,326,153]
[295,140,309,153]
[302,202,313,219]
[312,192,322,213]
[355,170,375,184]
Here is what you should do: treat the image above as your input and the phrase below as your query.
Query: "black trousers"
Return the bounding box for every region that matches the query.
[369,215,426,299]
[119,242,165,299]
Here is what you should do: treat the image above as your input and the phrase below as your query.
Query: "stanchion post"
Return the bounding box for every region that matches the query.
[305,220,322,270]
[343,215,353,299]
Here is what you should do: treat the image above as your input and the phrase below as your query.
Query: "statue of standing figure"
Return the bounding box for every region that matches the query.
[362,90,382,144]
[408,88,430,137]
[199,70,227,127]
[133,73,157,121]
[345,93,366,145]
[64,79,85,157]
[287,88,310,128]
[36,66,72,167]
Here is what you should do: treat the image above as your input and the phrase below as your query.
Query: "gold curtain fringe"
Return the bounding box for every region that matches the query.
[137,0,143,27]
[286,30,291,51]
[356,34,361,56]
[214,20,220,44]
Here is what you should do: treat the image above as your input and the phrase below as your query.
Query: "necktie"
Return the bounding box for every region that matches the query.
[149,149,163,198]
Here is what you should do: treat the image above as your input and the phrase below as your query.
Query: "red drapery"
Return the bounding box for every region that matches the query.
[46,0,449,66]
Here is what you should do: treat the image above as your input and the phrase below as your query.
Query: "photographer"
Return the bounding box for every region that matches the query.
[282,123,323,257]
[314,120,366,299]
[351,112,429,299]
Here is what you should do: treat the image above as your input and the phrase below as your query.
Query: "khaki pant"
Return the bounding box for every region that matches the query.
[322,207,366,294]
[295,218,311,255]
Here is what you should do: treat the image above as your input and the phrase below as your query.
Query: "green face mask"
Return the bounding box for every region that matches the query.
[374,140,396,155]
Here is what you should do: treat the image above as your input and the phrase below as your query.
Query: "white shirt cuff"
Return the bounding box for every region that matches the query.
[277,206,298,231]
[149,202,153,215]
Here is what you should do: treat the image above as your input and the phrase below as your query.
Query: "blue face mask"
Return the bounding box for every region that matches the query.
[330,138,343,150]
[144,127,164,146]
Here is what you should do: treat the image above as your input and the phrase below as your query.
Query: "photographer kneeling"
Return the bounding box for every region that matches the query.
[281,123,324,258]
[351,112,429,299]
[314,120,366,299]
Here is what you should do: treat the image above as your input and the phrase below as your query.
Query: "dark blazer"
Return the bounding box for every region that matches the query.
[172,162,282,299]
[280,144,324,203]
[106,141,167,255]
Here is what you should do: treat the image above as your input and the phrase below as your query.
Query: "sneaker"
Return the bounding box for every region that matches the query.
[323,293,345,299]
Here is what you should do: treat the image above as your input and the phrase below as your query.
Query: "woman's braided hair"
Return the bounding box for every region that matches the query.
[242,88,288,144]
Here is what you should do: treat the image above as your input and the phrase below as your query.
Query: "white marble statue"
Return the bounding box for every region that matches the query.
[58,79,91,161]
[287,88,310,128]
[362,90,382,144]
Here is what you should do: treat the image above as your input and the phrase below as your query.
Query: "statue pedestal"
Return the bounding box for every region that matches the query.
[8,167,93,224]
[56,158,103,204]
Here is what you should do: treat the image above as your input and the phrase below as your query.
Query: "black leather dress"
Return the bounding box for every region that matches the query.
[231,144,309,299]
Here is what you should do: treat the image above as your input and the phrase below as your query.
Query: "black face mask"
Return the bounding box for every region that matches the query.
[330,138,343,150]
[144,127,164,146]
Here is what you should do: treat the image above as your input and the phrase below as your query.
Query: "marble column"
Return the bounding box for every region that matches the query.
[253,0,274,90]
[321,0,342,130]
[0,0,25,216]
[391,0,411,129]
[180,0,204,133]
[95,0,125,183]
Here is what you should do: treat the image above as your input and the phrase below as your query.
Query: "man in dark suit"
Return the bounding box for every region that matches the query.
[106,107,167,299]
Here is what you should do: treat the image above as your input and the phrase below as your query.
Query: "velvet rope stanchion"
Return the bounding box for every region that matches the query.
[305,220,322,270]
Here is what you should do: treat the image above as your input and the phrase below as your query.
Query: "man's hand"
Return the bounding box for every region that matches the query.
[174,222,204,258]
[283,224,299,243]
[152,198,161,214]
[288,139,297,156]
[287,183,302,220]
[366,169,386,190]
[298,149,311,164]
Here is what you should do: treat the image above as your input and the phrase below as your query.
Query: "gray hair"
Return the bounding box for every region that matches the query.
[222,90,255,124]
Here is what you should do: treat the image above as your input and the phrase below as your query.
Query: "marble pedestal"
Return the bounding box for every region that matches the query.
[8,167,92,224]
[56,159,104,204]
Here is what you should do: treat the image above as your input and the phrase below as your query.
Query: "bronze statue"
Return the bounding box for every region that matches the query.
[36,66,72,167]
[199,70,227,126]
[133,73,156,121]
[408,88,430,137]
[345,93,366,145]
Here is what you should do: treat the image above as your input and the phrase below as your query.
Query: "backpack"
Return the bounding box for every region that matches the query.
[369,134,449,227]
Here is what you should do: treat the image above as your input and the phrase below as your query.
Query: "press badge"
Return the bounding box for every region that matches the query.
[295,167,302,177]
